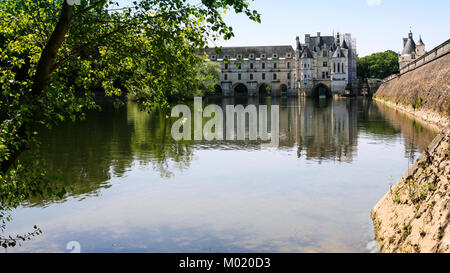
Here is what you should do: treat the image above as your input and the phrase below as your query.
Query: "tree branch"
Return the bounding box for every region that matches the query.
[73,0,107,19]
[52,24,129,72]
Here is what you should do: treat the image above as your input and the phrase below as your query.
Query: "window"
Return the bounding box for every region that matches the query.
[273,73,277,80]
[273,54,278,58]
[261,54,266,59]
[225,63,228,70]
[237,63,241,69]
[287,54,291,58]
[287,62,290,69]
[322,72,326,79]
[273,63,277,69]
[326,72,329,78]
[238,74,241,80]
[249,54,254,59]
[288,72,291,80]
[323,51,328,57]
[262,63,266,69]
[250,63,254,69]
[342,63,344,72]
[250,74,254,80]
[262,73,266,80]
[333,63,336,73]
[338,63,340,73]
[323,62,327,67]
[224,74,228,80]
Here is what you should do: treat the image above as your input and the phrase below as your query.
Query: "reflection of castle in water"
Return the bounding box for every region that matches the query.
[278,98,358,162]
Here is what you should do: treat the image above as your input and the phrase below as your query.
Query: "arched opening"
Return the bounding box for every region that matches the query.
[312,83,332,98]
[258,83,271,97]
[281,84,288,96]
[214,84,222,95]
[234,83,248,97]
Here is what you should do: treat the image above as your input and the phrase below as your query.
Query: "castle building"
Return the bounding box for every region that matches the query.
[399,30,426,69]
[295,32,357,97]
[205,32,357,97]
[205,46,296,97]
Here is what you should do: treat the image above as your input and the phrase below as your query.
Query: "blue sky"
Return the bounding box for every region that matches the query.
[119,0,450,56]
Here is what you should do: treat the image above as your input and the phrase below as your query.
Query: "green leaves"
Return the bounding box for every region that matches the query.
[0,0,260,248]
[357,50,399,79]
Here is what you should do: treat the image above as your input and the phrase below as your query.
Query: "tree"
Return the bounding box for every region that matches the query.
[357,50,399,79]
[0,0,260,173]
[0,0,260,248]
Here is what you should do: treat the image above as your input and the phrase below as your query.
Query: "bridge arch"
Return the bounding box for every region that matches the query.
[232,82,249,97]
[257,83,272,97]
[312,83,332,98]
[281,84,288,96]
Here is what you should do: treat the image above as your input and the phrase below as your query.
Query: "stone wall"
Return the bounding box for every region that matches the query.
[371,126,449,253]
[375,53,450,129]
[371,39,450,252]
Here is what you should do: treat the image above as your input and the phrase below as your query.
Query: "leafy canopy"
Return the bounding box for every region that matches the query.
[0,0,260,248]
[357,50,399,79]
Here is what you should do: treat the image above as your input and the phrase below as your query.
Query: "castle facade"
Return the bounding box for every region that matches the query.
[399,30,426,69]
[205,32,357,97]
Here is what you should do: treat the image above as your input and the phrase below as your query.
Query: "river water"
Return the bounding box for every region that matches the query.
[4,97,438,253]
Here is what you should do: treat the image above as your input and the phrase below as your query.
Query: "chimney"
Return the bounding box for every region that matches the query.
[403,38,408,47]
[317,32,321,37]
[305,34,311,45]
[296,36,300,43]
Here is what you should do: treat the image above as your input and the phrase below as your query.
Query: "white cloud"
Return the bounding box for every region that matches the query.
[366,0,381,6]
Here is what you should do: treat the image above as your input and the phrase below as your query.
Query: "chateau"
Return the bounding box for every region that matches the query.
[205,32,357,97]
[398,30,426,69]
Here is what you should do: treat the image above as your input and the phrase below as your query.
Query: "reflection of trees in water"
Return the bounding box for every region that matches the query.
[373,102,438,160]
[21,103,195,206]
[127,103,194,178]
[19,98,439,206]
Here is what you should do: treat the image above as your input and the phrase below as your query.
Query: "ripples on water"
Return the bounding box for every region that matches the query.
[4,97,438,253]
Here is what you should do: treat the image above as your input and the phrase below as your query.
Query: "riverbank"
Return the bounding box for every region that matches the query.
[371,53,450,252]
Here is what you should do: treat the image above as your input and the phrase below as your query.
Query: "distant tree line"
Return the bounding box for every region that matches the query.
[357,50,399,79]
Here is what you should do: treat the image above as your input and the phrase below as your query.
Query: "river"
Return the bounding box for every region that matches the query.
[4,97,438,253]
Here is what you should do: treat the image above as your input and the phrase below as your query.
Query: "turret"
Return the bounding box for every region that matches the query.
[416,35,425,56]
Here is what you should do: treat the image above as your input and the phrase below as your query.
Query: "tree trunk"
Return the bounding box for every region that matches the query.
[1,3,74,173]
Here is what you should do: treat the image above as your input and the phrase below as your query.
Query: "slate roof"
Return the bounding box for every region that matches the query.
[342,40,349,49]
[402,37,416,55]
[417,36,425,46]
[332,47,345,58]
[308,36,335,51]
[204,46,294,58]
[301,47,314,59]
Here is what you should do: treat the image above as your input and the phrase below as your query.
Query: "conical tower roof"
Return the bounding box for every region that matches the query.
[402,31,416,55]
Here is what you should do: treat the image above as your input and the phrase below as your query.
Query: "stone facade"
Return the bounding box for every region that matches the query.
[205,46,297,97]
[399,30,426,69]
[295,32,357,97]
[205,32,357,97]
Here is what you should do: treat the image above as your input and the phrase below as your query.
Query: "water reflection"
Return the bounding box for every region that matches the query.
[6,97,438,253]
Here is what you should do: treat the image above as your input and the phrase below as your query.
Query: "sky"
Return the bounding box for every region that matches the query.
[119,0,450,57]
